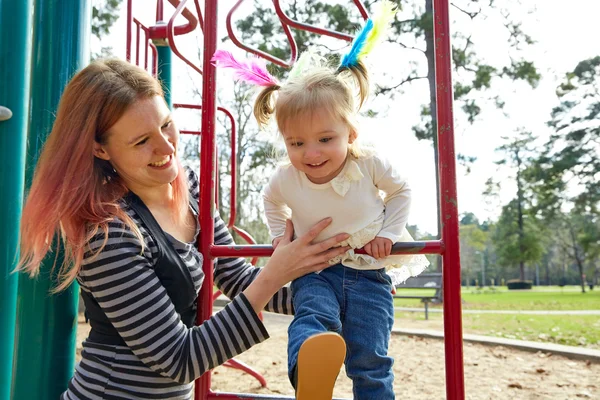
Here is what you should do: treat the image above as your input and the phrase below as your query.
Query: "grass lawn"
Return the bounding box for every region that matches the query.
[395,311,600,349]
[393,285,600,349]
[393,285,600,310]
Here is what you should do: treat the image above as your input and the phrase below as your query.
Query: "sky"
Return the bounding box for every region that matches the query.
[97,0,600,236]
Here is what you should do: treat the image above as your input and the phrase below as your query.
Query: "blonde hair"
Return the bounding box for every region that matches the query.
[254,60,371,158]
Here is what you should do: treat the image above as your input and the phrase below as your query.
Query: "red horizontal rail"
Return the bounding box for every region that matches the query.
[210,240,445,258]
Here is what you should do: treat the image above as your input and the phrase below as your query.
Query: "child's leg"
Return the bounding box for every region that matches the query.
[287,266,344,386]
[342,268,395,400]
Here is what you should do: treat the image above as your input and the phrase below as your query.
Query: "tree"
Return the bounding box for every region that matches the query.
[493,199,544,281]
[526,56,600,290]
[488,130,543,280]
[529,56,600,214]
[554,212,599,293]
[91,0,123,58]
[459,213,489,286]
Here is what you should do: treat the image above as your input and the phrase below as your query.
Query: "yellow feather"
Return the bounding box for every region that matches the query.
[359,0,397,59]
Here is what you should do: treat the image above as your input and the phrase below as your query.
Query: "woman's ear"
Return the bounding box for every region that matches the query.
[93,141,110,161]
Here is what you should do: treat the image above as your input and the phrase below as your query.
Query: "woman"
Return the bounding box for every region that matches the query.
[18,59,350,399]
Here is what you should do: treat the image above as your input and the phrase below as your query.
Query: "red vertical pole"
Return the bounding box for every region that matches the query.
[196,0,218,398]
[126,0,132,61]
[433,0,465,399]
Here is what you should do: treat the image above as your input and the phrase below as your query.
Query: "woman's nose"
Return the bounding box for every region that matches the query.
[155,134,175,155]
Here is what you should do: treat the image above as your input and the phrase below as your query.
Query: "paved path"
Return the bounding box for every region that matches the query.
[392,327,600,363]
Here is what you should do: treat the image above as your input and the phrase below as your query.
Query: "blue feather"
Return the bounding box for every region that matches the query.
[340,19,374,68]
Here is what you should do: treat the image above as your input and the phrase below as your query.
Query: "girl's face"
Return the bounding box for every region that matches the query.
[93,95,179,193]
[282,108,356,184]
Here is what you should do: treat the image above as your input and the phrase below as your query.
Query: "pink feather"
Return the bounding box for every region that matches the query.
[211,50,278,87]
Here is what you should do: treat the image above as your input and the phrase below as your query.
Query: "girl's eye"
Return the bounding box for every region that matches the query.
[291,142,303,147]
[320,137,332,143]
[135,138,149,146]
[162,121,172,129]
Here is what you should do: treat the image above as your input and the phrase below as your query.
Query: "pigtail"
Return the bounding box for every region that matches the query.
[338,61,370,110]
[253,84,280,128]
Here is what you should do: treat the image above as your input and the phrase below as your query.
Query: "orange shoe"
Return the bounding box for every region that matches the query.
[296,332,346,400]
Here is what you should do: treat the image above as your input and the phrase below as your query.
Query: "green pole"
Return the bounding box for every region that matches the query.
[11,1,91,398]
[156,43,173,108]
[0,0,33,398]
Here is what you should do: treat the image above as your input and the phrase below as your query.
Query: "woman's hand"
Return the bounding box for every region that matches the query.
[243,218,349,314]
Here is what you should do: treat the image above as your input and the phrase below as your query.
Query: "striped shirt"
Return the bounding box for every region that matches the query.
[61,168,292,399]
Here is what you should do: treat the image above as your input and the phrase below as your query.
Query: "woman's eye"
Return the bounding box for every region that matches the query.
[135,138,149,146]
[291,142,303,147]
[320,137,332,143]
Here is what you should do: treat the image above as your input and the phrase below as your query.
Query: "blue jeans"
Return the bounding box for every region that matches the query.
[288,264,395,400]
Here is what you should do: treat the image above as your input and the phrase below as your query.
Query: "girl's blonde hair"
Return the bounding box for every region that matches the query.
[18,59,189,292]
[254,60,371,158]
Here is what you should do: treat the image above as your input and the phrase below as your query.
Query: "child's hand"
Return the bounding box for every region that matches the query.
[364,237,393,259]
[272,236,283,249]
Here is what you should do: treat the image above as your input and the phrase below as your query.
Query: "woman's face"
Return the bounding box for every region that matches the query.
[94,95,179,193]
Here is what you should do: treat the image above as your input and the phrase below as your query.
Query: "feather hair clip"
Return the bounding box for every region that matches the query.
[211,50,279,87]
[340,0,397,69]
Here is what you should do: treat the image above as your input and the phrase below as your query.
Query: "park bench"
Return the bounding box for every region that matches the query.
[394,272,443,320]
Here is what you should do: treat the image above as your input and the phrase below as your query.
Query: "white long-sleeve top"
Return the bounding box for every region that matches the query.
[263,153,429,280]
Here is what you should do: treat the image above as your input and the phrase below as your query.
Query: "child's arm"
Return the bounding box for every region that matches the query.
[263,171,292,247]
[366,154,412,258]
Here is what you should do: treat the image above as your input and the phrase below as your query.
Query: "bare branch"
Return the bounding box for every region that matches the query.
[377,75,428,94]
[451,3,481,19]
[397,41,426,55]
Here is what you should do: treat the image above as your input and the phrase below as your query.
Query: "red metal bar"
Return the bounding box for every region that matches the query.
[135,23,141,65]
[273,0,368,41]
[433,0,465,398]
[210,240,444,258]
[231,226,259,265]
[156,0,164,21]
[194,0,204,32]
[226,0,298,68]
[126,0,133,61]
[196,1,218,399]
[222,359,268,388]
[166,0,203,75]
[132,19,159,74]
[149,0,198,38]
[173,103,237,227]
[150,42,158,76]
[144,28,149,70]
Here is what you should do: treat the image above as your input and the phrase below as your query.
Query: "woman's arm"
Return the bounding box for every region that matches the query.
[80,219,268,385]
[213,215,293,314]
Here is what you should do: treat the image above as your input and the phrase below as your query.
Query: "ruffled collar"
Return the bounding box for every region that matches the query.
[329,159,364,196]
[300,158,364,196]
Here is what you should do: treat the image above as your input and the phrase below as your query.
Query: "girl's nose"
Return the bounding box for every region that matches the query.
[303,145,321,160]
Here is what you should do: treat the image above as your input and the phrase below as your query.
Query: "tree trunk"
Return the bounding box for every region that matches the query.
[515,150,526,281]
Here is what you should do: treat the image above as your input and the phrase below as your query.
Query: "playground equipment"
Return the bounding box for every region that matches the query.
[0,0,464,398]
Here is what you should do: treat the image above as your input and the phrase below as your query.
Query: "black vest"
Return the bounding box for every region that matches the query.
[81,193,199,346]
